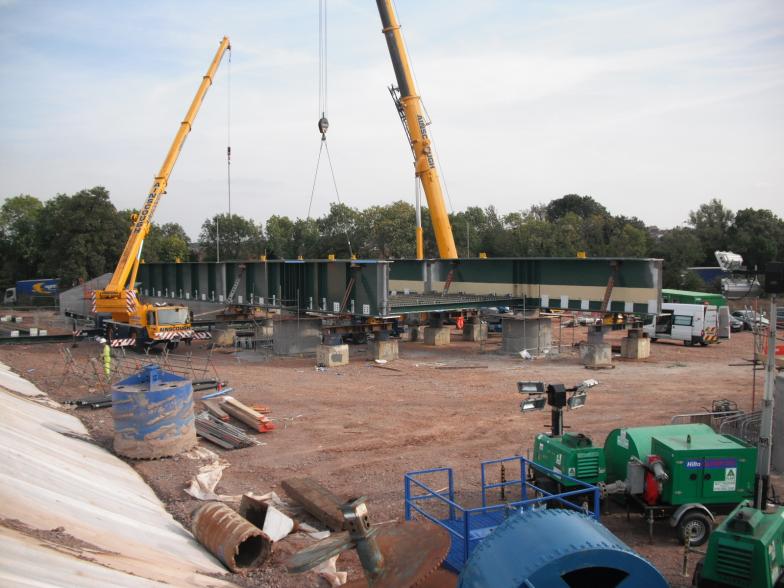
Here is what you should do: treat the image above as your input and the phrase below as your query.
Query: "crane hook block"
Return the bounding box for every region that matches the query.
[318,116,329,136]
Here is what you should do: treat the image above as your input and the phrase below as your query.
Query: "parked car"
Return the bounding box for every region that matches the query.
[730,310,769,331]
[729,316,744,332]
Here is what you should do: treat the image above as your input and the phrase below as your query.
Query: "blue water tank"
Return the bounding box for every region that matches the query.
[112,364,197,459]
[459,509,668,588]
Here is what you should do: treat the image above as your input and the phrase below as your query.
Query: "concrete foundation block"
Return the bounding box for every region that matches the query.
[368,339,399,361]
[273,318,321,356]
[462,323,488,342]
[317,344,349,367]
[213,328,236,347]
[620,335,650,359]
[424,326,451,346]
[501,317,552,354]
[580,343,612,367]
[402,326,420,342]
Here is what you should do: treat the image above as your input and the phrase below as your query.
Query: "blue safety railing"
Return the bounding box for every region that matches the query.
[404,455,600,572]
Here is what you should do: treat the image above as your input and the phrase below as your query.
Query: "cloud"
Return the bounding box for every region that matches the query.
[1,0,782,237]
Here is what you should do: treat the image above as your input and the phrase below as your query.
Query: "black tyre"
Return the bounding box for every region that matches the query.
[678,511,712,547]
[700,339,709,347]
[692,560,704,587]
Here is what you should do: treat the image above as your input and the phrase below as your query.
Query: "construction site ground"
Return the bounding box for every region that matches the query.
[0,311,772,587]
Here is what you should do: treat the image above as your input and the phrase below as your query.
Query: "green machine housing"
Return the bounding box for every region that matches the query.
[696,502,784,588]
[532,432,607,487]
[604,424,756,506]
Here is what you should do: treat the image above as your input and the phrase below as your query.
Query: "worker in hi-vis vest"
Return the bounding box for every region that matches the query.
[97,337,111,378]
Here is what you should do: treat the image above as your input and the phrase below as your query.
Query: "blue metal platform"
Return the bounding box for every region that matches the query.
[404,456,600,573]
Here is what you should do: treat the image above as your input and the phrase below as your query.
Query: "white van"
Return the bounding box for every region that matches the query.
[643,303,719,346]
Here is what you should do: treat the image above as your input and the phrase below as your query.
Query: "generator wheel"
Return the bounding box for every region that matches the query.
[678,511,712,547]
[692,560,704,587]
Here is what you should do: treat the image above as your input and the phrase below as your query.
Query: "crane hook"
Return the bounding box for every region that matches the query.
[318,114,329,139]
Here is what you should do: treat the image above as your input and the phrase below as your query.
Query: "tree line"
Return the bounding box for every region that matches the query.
[1,186,782,291]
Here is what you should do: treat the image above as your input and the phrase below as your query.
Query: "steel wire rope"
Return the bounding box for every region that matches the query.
[305,0,353,258]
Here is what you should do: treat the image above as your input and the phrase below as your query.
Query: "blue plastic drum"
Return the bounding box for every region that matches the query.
[112,364,196,459]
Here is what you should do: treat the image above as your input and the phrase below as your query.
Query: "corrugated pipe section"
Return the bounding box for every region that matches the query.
[191,501,272,572]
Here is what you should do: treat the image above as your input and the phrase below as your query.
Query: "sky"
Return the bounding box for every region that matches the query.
[1,0,782,239]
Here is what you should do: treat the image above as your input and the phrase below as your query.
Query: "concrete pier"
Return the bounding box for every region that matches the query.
[462,321,488,342]
[620,329,651,359]
[316,343,349,367]
[273,318,321,356]
[501,316,552,355]
[424,326,451,346]
[368,338,399,361]
[581,326,612,367]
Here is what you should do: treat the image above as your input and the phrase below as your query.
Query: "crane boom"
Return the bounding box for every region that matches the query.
[376,0,458,259]
[103,36,231,295]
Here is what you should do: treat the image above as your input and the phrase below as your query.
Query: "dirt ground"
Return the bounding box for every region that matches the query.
[0,311,773,587]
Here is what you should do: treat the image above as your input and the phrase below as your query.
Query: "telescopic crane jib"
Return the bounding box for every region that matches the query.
[92,36,231,349]
[376,0,458,260]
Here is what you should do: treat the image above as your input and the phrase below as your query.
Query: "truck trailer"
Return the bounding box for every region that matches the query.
[3,279,59,307]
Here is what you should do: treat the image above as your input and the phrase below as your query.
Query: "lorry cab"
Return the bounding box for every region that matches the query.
[3,287,15,305]
[643,302,719,346]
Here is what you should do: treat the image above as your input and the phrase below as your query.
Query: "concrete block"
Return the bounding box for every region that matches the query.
[39,329,47,336]
[424,326,451,346]
[620,335,650,359]
[213,328,236,347]
[29,327,38,336]
[501,317,552,354]
[462,322,488,342]
[368,339,399,361]
[580,343,612,367]
[273,318,321,356]
[317,344,349,367]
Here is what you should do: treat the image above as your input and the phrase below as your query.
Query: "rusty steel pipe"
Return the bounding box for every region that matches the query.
[191,501,272,572]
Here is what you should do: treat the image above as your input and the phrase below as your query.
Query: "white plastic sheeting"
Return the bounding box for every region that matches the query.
[0,364,235,587]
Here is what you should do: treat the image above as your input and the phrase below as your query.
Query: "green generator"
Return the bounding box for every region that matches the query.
[532,432,606,488]
[695,501,784,588]
[604,424,756,506]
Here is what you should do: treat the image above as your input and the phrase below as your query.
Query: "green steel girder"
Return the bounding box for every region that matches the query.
[137,256,662,318]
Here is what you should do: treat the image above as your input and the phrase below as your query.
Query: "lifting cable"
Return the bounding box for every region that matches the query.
[306,0,353,258]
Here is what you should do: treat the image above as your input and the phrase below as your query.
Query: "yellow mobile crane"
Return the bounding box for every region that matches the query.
[376,0,458,260]
[92,36,230,349]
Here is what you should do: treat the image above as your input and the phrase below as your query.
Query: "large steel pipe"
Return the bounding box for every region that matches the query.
[191,502,272,572]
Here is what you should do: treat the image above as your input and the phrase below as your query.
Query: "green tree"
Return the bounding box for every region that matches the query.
[199,214,264,261]
[36,187,128,286]
[144,222,191,262]
[316,203,362,258]
[687,198,734,265]
[361,201,417,258]
[727,208,784,270]
[649,227,703,288]
[0,195,43,283]
[264,215,296,258]
[546,194,608,223]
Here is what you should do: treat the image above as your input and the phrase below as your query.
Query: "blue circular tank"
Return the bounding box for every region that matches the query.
[458,509,668,588]
[112,364,196,459]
